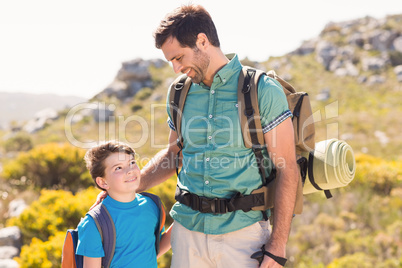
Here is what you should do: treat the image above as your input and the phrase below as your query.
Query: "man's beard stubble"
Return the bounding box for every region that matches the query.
[190,48,210,84]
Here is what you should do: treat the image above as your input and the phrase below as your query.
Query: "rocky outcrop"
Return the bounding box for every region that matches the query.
[394,65,402,82]
[0,259,19,268]
[22,108,59,133]
[0,226,22,267]
[290,14,402,85]
[95,58,167,102]
[6,200,27,219]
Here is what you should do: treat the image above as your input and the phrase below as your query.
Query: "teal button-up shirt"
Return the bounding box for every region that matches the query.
[167,54,291,235]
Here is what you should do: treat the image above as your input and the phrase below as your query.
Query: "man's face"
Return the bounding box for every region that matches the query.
[161,36,210,84]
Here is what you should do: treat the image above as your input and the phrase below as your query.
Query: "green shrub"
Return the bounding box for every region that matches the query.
[353,154,402,195]
[15,231,65,268]
[389,51,402,66]
[327,252,375,268]
[2,143,92,192]
[131,103,143,112]
[7,188,99,244]
[136,87,153,100]
[3,133,33,152]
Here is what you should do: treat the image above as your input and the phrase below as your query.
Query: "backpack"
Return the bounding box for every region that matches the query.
[61,192,166,268]
[169,66,318,215]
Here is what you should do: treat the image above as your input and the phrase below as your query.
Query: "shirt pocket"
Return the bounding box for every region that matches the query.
[214,102,241,147]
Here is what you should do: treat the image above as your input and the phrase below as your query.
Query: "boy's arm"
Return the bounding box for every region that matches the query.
[77,216,104,265]
[138,129,181,192]
[157,223,173,258]
[83,256,101,268]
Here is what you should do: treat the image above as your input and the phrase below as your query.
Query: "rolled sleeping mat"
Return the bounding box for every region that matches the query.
[302,139,356,195]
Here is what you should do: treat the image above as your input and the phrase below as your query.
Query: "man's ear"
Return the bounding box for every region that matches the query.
[196,33,209,50]
[96,177,109,190]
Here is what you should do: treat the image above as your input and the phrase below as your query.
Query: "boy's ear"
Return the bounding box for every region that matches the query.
[96,177,109,190]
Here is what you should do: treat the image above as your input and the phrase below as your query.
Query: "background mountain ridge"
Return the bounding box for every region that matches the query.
[0,92,86,127]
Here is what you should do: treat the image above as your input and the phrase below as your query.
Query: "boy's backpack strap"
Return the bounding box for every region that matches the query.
[87,204,116,268]
[140,192,166,254]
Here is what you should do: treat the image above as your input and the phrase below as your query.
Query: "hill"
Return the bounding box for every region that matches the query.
[0,92,86,128]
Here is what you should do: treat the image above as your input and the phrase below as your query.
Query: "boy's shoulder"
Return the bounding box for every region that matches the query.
[77,212,97,230]
[138,193,160,210]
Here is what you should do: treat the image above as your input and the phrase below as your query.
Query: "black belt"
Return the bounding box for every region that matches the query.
[175,186,265,214]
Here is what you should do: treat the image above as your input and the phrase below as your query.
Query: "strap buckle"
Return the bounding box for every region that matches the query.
[199,196,211,213]
[174,82,184,91]
[198,197,228,214]
[244,107,254,117]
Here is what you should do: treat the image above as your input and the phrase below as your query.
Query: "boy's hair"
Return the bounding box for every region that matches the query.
[84,141,135,191]
[154,4,220,49]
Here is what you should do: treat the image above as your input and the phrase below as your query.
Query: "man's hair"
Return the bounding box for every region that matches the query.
[84,141,135,191]
[154,4,220,49]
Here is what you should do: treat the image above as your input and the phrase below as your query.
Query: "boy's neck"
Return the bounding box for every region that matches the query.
[107,191,137,203]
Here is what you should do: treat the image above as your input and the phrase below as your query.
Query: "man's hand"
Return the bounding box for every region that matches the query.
[260,254,286,268]
[259,244,287,268]
[90,191,108,210]
[260,257,283,268]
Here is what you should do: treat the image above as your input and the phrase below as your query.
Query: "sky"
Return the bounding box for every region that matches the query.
[1,0,401,99]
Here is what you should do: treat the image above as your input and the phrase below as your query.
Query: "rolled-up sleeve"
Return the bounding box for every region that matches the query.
[257,75,292,134]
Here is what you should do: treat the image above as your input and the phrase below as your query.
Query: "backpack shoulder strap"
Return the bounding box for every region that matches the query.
[140,192,166,254]
[87,204,116,268]
[169,74,192,146]
[266,70,296,94]
[237,66,266,149]
[238,66,271,186]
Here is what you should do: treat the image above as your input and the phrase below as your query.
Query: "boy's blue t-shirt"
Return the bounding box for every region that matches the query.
[76,194,160,268]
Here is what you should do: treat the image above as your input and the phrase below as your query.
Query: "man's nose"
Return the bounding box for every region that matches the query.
[172,61,182,74]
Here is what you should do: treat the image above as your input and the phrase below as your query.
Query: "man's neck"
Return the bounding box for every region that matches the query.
[202,48,229,87]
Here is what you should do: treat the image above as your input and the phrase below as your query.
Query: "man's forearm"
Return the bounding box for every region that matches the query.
[139,148,177,192]
[267,163,299,249]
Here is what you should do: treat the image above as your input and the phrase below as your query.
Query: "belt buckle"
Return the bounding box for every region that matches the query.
[200,197,211,213]
[200,197,219,214]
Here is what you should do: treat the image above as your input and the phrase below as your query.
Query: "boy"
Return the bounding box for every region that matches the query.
[76,141,171,268]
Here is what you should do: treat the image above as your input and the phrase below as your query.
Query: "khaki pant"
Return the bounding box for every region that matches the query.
[170,220,271,268]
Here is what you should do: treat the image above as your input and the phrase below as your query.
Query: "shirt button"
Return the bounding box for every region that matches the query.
[223,78,226,83]
[205,180,210,185]
[209,114,213,119]
[211,90,215,94]
[235,103,239,108]
[206,157,210,161]
[208,136,212,140]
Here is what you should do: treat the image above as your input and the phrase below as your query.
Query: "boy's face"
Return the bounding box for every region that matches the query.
[99,152,140,198]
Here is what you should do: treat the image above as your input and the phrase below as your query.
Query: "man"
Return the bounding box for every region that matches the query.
[140,4,299,268]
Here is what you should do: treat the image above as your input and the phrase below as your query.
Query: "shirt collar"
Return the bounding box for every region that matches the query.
[199,53,242,88]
